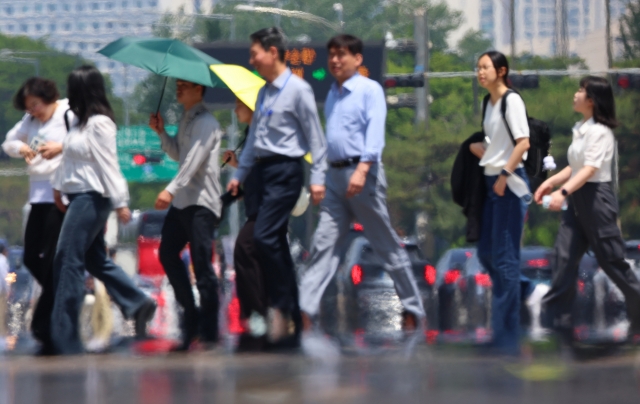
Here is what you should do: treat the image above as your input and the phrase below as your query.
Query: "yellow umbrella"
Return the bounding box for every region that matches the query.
[210,64,313,164]
[209,64,265,112]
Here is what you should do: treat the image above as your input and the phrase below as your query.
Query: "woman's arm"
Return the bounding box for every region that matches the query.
[493,137,530,196]
[546,166,597,211]
[534,166,572,204]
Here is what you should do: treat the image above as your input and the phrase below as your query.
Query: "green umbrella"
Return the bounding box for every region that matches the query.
[98,37,226,112]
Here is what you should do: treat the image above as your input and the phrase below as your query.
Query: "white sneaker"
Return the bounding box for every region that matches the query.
[86,337,109,353]
[301,331,340,362]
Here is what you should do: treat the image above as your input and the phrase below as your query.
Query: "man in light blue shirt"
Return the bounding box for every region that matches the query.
[227,27,327,344]
[299,34,426,335]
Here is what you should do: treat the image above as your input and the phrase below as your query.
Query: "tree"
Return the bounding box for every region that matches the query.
[456,29,492,66]
[620,0,640,60]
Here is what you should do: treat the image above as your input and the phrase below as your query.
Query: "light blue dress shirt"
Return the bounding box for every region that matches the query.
[234,68,327,185]
[324,73,387,163]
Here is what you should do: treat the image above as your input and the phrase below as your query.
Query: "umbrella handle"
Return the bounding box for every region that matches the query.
[155,77,168,115]
[221,136,248,168]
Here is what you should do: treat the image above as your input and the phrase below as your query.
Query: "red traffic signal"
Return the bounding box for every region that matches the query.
[383,73,425,88]
[132,153,163,165]
[133,154,147,165]
[615,74,640,90]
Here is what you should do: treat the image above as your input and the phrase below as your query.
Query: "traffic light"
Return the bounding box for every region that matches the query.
[509,74,539,89]
[615,74,640,90]
[131,153,163,165]
[383,73,425,88]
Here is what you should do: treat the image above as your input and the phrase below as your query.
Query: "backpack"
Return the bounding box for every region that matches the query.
[482,90,551,192]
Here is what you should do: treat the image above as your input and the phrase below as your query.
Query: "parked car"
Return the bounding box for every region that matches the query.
[319,226,437,346]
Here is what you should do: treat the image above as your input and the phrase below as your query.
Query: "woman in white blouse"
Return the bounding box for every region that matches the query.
[2,77,69,354]
[469,51,531,356]
[49,66,156,355]
[534,76,640,344]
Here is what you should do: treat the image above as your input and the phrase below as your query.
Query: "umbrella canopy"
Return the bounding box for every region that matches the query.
[98,37,225,88]
[209,64,265,111]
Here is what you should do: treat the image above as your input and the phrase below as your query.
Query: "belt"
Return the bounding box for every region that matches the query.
[254,154,301,164]
[329,157,361,168]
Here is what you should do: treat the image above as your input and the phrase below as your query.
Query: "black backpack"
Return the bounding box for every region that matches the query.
[482,90,551,192]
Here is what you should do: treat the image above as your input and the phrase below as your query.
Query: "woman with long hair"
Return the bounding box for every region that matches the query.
[470,51,531,355]
[2,77,70,354]
[49,66,156,355]
[535,76,640,343]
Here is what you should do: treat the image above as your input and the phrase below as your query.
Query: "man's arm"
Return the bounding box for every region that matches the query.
[295,85,327,186]
[232,114,258,184]
[149,113,179,161]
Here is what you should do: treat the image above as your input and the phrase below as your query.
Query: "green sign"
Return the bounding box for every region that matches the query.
[117,125,179,183]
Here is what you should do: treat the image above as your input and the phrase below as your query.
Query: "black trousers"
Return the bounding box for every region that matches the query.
[159,205,219,342]
[542,182,640,334]
[234,219,267,319]
[23,203,64,350]
[253,158,303,315]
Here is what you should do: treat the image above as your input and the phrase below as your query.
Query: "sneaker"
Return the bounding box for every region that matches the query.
[134,299,157,340]
[301,330,340,362]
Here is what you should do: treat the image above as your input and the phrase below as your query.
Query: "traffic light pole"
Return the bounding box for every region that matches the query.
[414,8,429,128]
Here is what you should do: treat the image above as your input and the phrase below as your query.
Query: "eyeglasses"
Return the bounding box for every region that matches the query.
[26,100,45,113]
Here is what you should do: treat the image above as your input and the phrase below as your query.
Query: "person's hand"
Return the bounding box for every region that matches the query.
[534,180,554,205]
[494,175,508,197]
[53,190,67,213]
[116,207,131,224]
[227,179,240,196]
[223,150,238,168]
[155,190,173,210]
[469,142,486,159]
[346,168,367,198]
[39,141,63,160]
[149,113,165,135]
[548,190,566,211]
[19,144,36,164]
[310,184,326,205]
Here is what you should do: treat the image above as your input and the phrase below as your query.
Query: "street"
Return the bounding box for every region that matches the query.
[1,346,639,404]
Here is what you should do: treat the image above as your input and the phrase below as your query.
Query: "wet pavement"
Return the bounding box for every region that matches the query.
[1,346,639,404]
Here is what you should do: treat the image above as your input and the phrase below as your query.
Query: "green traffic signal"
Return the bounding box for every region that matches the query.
[312,68,327,81]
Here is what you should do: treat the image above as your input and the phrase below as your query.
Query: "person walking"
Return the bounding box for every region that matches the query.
[298,34,426,336]
[227,27,327,343]
[50,66,156,355]
[469,51,531,355]
[535,76,640,343]
[149,79,223,351]
[2,77,70,354]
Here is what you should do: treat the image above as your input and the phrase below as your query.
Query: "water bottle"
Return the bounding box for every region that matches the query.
[542,195,568,210]
[506,172,533,205]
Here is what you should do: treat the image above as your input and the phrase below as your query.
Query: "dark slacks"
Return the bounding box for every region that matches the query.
[159,205,219,343]
[542,182,640,334]
[23,203,64,351]
[253,158,303,315]
[51,192,149,355]
[234,218,267,319]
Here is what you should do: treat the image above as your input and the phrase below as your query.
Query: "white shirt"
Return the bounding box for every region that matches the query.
[52,115,129,208]
[568,118,615,183]
[0,254,9,295]
[2,99,73,204]
[480,93,530,176]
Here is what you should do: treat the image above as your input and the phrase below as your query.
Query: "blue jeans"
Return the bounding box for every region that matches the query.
[477,168,528,354]
[51,192,148,355]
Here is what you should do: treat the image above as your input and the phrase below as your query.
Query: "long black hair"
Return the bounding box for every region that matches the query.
[478,51,510,87]
[579,76,618,129]
[67,65,115,128]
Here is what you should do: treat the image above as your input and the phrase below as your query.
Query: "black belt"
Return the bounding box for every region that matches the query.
[254,154,301,164]
[330,157,360,168]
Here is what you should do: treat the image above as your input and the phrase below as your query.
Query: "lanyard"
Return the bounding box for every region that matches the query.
[258,72,292,118]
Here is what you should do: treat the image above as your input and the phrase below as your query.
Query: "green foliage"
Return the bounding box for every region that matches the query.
[456,30,492,66]
[620,0,640,60]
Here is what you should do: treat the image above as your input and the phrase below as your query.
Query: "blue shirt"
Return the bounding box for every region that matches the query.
[234,68,327,185]
[324,73,387,163]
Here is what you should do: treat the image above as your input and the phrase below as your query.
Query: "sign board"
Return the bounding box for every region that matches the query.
[117,125,179,182]
[196,41,386,107]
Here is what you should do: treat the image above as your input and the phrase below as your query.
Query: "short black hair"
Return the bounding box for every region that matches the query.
[13,77,60,111]
[579,76,618,129]
[327,34,364,56]
[250,27,287,62]
[67,65,115,128]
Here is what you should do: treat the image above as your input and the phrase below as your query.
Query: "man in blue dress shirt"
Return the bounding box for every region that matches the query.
[299,34,426,333]
[227,27,327,343]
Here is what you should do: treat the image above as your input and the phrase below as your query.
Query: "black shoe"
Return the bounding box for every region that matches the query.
[134,299,157,340]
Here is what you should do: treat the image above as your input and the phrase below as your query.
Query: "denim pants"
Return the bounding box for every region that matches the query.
[477,168,528,354]
[51,192,149,355]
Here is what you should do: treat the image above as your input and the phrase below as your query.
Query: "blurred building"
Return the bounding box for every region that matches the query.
[0,0,211,96]
[446,0,631,69]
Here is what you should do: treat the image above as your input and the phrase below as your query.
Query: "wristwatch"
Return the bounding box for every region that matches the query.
[561,188,569,196]
[500,169,512,177]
